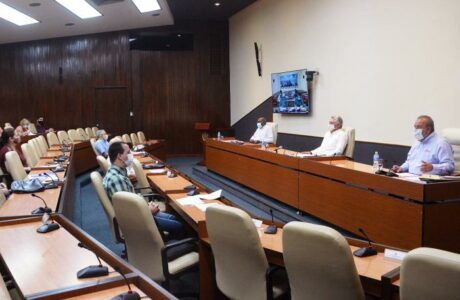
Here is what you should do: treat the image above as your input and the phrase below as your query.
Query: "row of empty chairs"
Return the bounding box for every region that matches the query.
[122,132,147,146]
[205,204,460,300]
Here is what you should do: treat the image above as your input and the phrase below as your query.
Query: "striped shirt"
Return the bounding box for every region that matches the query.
[103,165,134,201]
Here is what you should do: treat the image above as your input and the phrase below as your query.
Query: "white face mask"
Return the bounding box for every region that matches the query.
[329,124,335,131]
[124,153,134,167]
[414,128,424,141]
[257,122,262,129]
[103,134,108,141]
[23,124,29,129]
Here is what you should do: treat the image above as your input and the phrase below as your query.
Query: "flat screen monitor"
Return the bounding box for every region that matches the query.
[272,69,310,114]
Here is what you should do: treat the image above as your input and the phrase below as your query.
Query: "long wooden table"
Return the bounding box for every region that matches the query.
[0,141,176,299]
[206,138,460,253]
[140,153,401,299]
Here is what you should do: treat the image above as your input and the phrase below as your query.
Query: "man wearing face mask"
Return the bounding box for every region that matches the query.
[103,142,184,239]
[392,115,454,175]
[35,117,49,134]
[303,116,348,156]
[249,117,274,144]
[94,129,109,158]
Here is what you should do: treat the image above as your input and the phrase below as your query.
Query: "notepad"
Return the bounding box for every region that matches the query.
[177,196,204,206]
[199,189,222,200]
[195,202,221,212]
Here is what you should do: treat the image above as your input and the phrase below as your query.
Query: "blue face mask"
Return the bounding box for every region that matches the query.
[414,128,424,141]
[257,122,262,129]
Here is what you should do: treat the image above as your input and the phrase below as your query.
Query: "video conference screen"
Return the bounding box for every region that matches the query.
[272,69,310,115]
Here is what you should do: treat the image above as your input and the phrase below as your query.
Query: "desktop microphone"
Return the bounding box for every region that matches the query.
[353,228,377,257]
[264,209,277,234]
[111,266,141,300]
[76,242,109,278]
[36,210,60,233]
[31,193,52,215]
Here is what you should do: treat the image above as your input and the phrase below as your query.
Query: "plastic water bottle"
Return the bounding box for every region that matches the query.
[373,151,380,172]
[217,131,221,140]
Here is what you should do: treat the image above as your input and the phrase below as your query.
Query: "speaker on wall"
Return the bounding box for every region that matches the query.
[129,34,194,51]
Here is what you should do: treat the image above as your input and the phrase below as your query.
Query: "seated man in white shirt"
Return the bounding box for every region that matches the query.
[249,117,273,144]
[304,115,348,156]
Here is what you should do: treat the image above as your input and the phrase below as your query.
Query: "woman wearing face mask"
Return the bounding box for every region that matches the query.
[15,118,31,137]
[0,127,29,175]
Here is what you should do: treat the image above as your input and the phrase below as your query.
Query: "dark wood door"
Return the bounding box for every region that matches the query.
[94,87,131,136]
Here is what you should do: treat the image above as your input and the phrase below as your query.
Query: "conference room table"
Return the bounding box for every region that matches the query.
[0,141,176,299]
[205,138,460,253]
[138,154,401,299]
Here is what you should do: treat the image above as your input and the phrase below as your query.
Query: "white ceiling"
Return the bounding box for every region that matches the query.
[0,0,174,44]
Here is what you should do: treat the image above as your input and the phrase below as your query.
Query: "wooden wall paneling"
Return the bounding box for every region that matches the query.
[0,22,230,155]
[423,201,460,253]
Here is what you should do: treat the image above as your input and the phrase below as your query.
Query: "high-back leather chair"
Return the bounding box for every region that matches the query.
[68,129,81,142]
[400,247,460,300]
[32,138,45,157]
[442,128,460,173]
[282,221,364,300]
[77,128,88,141]
[206,205,288,300]
[342,127,356,159]
[5,151,28,181]
[85,127,95,138]
[96,155,109,174]
[47,132,60,146]
[122,134,132,144]
[28,123,38,134]
[90,171,123,243]
[28,139,42,160]
[21,143,38,168]
[38,135,49,152]
[130,133,140,146]
[57,130,70,144]
[266,122,278,145]
[90,138,98,156]
[112,191,199,284]
[137,131,147,144]
[92,127,98,137]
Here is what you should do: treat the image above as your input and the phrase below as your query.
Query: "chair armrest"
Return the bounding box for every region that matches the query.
[161,237,198,279]
[134,186,153,192]
[141,193,164,201]
[266,265,284,300]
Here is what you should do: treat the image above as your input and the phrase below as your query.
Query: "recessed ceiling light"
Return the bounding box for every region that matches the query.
[55,0,102,19]
[214,2,221,6]
[0,2,39,26]
[29,3,41,7]
[177,34,181,38]
[65,22,74,26]
[132,0,161,13]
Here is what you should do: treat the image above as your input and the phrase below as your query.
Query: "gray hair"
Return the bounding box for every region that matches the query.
[417,115,435,132]
[96,129,105,139]
[331,115,343,126]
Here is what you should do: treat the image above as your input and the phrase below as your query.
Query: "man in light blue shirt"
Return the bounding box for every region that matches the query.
[392,115,454,175]
[94,129,109,158]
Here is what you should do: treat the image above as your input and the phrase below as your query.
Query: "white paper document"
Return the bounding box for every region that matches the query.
[195,202,221,212]
[199,189,222,200]
[297,153,314,158]
[177,196,204,206]
[149,169,167,174]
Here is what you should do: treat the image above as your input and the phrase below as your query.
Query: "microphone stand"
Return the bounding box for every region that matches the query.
[31,193,52,215]
[353,228,377,257]
[111,267,140,300]
[264,209,277,234]
[77,242,109,278]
